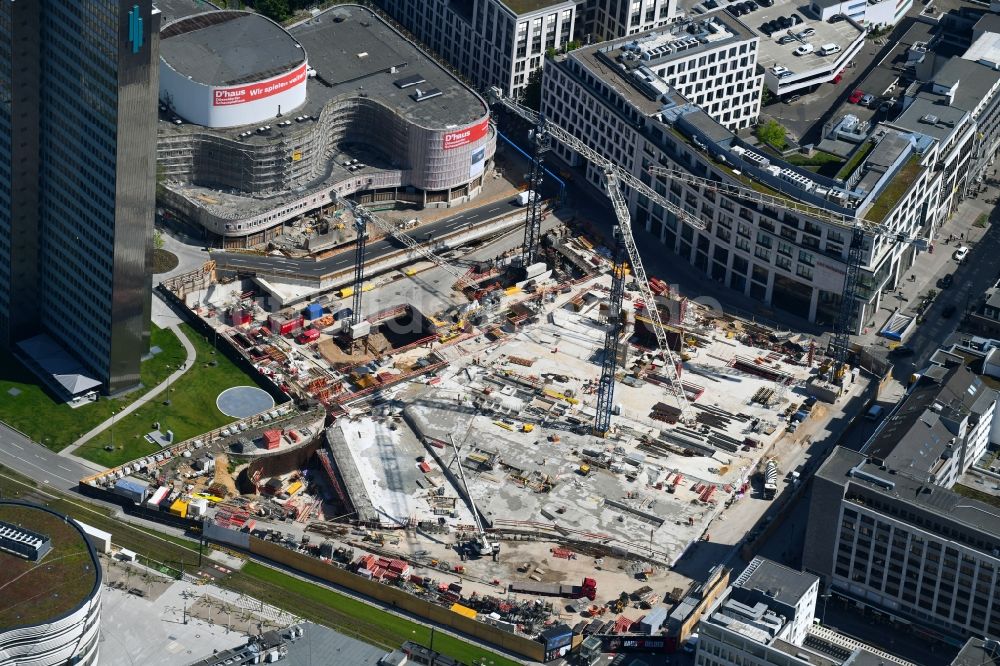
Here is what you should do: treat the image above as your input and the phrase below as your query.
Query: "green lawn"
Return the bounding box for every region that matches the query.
[230,562,521,666]
[784,150,844,178]
[0,325,185,452]
[867,154,922,223]
[76,323,258,468]
[836,141,874,180]
[953,483,1000,509]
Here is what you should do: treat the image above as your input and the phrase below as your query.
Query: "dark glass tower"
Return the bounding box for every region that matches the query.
[0,0,160,395]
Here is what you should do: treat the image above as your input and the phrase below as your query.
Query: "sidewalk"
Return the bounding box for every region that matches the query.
[855,183,994,349]
[59,323,197,459]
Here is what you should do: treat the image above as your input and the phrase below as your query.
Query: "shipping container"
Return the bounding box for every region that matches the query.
[303,302,324,320]
[146,486,170,509]
[114,476,150,504]
[169,499,188,518]
[450,603,478,619]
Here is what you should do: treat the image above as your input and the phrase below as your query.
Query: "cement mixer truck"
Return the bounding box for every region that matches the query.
[763,458,778,500]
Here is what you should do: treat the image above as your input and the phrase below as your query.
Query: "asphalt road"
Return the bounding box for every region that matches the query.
[210,199,526,277]
[889,222,1000,381]
[0,422,95,490]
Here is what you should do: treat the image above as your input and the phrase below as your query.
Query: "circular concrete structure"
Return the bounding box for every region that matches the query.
[160,11,308,128]
[216,386,275,418]
[0,502,103,666]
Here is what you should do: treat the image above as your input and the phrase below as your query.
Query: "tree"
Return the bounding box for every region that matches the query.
[254,0,291,22]
[755,119,787,150]
[153,229,165,251]
[521,67,543,112]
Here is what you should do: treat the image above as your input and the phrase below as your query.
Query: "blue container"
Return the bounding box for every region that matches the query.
[304,302,323,320]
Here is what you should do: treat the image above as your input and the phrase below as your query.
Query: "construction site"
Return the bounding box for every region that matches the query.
[81,91,877,661]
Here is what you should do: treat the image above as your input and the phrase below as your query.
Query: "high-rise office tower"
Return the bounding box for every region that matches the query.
[0,0,160,395]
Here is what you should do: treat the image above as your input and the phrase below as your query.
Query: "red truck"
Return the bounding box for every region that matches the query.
[509,577,596,600]
[296,328,320,344]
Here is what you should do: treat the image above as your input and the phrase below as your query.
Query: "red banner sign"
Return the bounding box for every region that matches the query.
[443,118,489,150]
[213,63,308,107]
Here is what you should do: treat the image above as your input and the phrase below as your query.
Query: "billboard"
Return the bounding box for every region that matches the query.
[443,118,489,150]
[469,146,486,179]
[213,63,308,107]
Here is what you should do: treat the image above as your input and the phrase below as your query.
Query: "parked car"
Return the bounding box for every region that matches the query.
[778,34,797,44]
[849,89,864,103]
[938,273,954,288]
[794,43,815,55]
[953,246,969,262]
[860,93,876,106]
[704,0,719,7]
[829,13,845,22]
[942,304,957,318]
[785,94,802,103]
[759,0,774,6]
[778,15,793,27]
[789,13,802,24]
[797,27,816,37]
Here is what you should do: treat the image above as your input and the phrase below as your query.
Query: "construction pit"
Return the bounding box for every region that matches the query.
[142,226,839,647]
[310,272,819,571]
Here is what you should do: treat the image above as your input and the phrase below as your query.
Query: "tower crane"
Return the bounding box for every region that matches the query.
[518,113,551,269]
[488,87,700,427]
[594,226,627,435]
[645,166,928,379]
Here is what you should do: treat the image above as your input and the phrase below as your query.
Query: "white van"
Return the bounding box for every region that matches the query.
[820,43,841,55]
[794,43,815,56]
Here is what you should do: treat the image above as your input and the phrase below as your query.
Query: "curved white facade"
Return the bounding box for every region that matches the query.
[0,591,102,666]
[160,60,308,129]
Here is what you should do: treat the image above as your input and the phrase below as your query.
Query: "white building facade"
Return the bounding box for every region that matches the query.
[542,26,944,329]
[376,0,681,98]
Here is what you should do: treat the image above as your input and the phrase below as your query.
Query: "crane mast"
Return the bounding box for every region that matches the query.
[594,226,627,436]
[488,87,697,427]
[522,114,550,268]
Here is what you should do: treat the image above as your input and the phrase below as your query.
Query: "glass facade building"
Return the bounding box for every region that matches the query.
[0,0,159,394]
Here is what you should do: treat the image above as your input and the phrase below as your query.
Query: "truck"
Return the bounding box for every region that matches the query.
[763,459,778,500]
[515,190,537,206]
[509,577,597,600]
[296,328,320,344]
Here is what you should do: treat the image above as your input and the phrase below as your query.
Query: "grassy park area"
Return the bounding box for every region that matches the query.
[76,323,259,468]
[0,325,185,452]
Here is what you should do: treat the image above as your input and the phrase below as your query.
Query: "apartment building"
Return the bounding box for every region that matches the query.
[805,356,1000,644]
[375,0,679,97]
[697,557,914,666]
[587,0,676,40]
[861,351,997,488]
[810,0,912,29]
[542,22,943,329]
[804,445,1000,643]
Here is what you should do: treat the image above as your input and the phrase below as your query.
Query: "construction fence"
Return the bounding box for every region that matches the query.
[204,525,543,662]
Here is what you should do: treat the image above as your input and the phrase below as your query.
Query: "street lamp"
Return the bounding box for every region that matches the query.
[821,592,833,625]
[110,410,116,450]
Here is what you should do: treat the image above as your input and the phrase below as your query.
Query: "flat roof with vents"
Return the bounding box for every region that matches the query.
[0,519,52,561]
[288,5,485,128]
